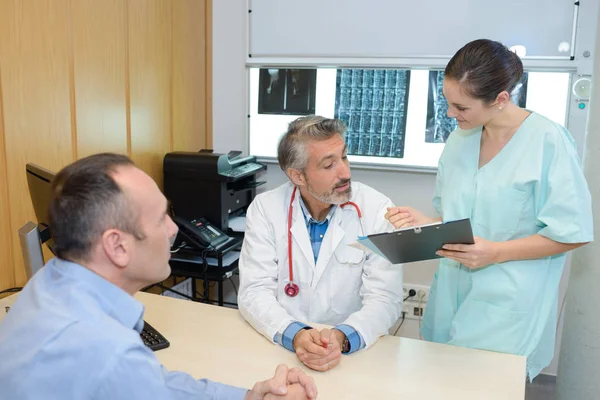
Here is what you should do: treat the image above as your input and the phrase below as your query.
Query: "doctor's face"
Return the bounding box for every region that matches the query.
[443,78,501,130]
[301,134,352,205]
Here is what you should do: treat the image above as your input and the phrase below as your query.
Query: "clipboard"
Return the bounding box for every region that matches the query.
[359,218,474,264]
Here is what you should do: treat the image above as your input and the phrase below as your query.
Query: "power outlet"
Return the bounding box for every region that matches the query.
[401,301,426,320]
[402,284,429,303]
[400,283,428,321]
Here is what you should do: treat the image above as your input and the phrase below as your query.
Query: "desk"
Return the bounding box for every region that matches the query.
[0,292,526,399]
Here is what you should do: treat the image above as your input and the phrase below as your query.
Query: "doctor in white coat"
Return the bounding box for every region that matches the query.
[238,116,403,372]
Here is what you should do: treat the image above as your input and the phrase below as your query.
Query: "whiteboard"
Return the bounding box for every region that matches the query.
[248,0,577,60]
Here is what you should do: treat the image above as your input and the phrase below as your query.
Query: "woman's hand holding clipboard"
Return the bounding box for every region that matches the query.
[353,218,475,264]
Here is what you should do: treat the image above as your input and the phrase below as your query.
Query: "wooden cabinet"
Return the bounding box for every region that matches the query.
[0,0,212,292]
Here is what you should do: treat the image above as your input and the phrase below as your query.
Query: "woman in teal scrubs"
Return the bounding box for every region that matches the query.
[386,39,593,379]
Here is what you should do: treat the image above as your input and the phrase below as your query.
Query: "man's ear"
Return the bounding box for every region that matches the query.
[101,229,130,269]
[287,168,306,187]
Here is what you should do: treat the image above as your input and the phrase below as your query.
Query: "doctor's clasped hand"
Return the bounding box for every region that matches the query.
[292,328,343,372]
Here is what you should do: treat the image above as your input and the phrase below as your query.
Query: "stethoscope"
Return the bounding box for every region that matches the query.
[285,186,363,297]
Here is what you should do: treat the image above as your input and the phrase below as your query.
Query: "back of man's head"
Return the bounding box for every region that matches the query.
[49,153,145,263]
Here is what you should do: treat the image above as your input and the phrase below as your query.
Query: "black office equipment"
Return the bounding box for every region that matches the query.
[227,150,243,160]
[23,163,169,352]
[140,321,170,351]
[21,164,57,279]
[173,215,230,250]
[26,164,54,246]
[169,234,243,306]
[163,150,266,232]
[366,218,474,264]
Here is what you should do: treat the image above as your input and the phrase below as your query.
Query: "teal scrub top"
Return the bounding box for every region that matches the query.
[422,112,593,379]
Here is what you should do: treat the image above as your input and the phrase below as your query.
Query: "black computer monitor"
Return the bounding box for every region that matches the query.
[19,163,57,279]
[25,163,56,245]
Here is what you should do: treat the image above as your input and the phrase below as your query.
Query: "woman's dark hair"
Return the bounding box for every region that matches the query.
[49,153,145,262]
[444,39,524,104]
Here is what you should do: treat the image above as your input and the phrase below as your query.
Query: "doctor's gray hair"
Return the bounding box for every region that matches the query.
[277,115,347,174]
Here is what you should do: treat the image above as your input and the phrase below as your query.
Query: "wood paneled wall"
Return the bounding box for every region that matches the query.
[0,0,212,292]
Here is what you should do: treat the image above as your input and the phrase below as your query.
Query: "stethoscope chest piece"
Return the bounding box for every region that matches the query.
[285,282,299,297]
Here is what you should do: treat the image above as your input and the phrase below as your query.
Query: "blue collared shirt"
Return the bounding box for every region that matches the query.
[273,195,365,354]
[298,196,335,263]
[0,258,248,400]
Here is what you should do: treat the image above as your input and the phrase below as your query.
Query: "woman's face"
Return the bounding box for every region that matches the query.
[443,78,500,130]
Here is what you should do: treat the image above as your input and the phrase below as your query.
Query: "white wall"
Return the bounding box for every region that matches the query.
[212,0,577,376]
[213,1,248,157]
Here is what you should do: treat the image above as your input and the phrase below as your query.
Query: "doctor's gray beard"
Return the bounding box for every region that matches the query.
[305,179,352,205]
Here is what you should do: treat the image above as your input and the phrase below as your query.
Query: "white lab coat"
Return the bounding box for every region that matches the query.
[238,181,403,348]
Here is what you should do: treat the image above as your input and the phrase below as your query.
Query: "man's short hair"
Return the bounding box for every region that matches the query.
[277,115,347,174]
[49,153,146,262]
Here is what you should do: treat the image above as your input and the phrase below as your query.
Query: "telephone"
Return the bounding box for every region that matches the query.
[173,216,230,250]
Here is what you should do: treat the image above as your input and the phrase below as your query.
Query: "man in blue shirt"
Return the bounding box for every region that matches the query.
[0,153,317,400]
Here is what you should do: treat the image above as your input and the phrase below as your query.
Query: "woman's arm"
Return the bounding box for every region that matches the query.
[494,234,587,263]
[437,234,588,269]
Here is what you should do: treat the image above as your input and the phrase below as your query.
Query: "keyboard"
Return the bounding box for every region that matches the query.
[140,320,170,351]
[220,162,264,178]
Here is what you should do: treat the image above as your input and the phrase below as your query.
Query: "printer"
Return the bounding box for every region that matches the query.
[163,150,266,232]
